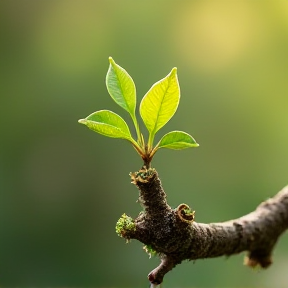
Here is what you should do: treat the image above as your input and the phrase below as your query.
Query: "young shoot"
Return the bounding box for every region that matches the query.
[78,57,199,167]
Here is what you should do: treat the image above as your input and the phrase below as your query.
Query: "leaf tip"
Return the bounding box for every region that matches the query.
[108,56,114,64]
[171,67,177,75]
[78,119,86,125]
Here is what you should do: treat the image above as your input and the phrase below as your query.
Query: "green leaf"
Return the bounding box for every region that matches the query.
[78,110,134,141]
[157,131,199,150]
[106,57,136,117]
[140,68,180,137]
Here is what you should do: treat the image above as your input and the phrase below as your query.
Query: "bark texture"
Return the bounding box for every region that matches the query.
[117,167,288,285]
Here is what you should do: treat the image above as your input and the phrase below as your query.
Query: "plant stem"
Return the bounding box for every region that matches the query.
[132,116,142,146]
[147,132,155,152]
[130,138,144,157]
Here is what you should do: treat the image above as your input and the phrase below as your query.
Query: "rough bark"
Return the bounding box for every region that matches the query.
[117,167,288,285]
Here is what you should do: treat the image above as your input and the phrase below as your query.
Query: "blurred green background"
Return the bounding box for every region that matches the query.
[1,0,288,287]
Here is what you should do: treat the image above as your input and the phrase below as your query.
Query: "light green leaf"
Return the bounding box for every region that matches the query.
[78,110,133,141]
[106,57,136,117]
[157,131,199,150]
[140,68,180,137]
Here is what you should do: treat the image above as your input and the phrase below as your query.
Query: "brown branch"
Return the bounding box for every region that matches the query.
[118,167,288,285]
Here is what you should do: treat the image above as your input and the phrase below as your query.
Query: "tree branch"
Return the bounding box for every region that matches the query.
[117,167,288,285]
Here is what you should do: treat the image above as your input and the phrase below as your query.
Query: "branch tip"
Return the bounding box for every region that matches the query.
[130,167,156,184]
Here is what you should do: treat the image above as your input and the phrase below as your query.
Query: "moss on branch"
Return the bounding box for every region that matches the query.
[115,213,136,239]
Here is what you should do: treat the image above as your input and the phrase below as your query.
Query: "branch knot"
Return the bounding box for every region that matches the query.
[176,203,195,223]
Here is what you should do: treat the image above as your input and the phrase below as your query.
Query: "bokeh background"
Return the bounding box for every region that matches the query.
[1,0,288,287]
